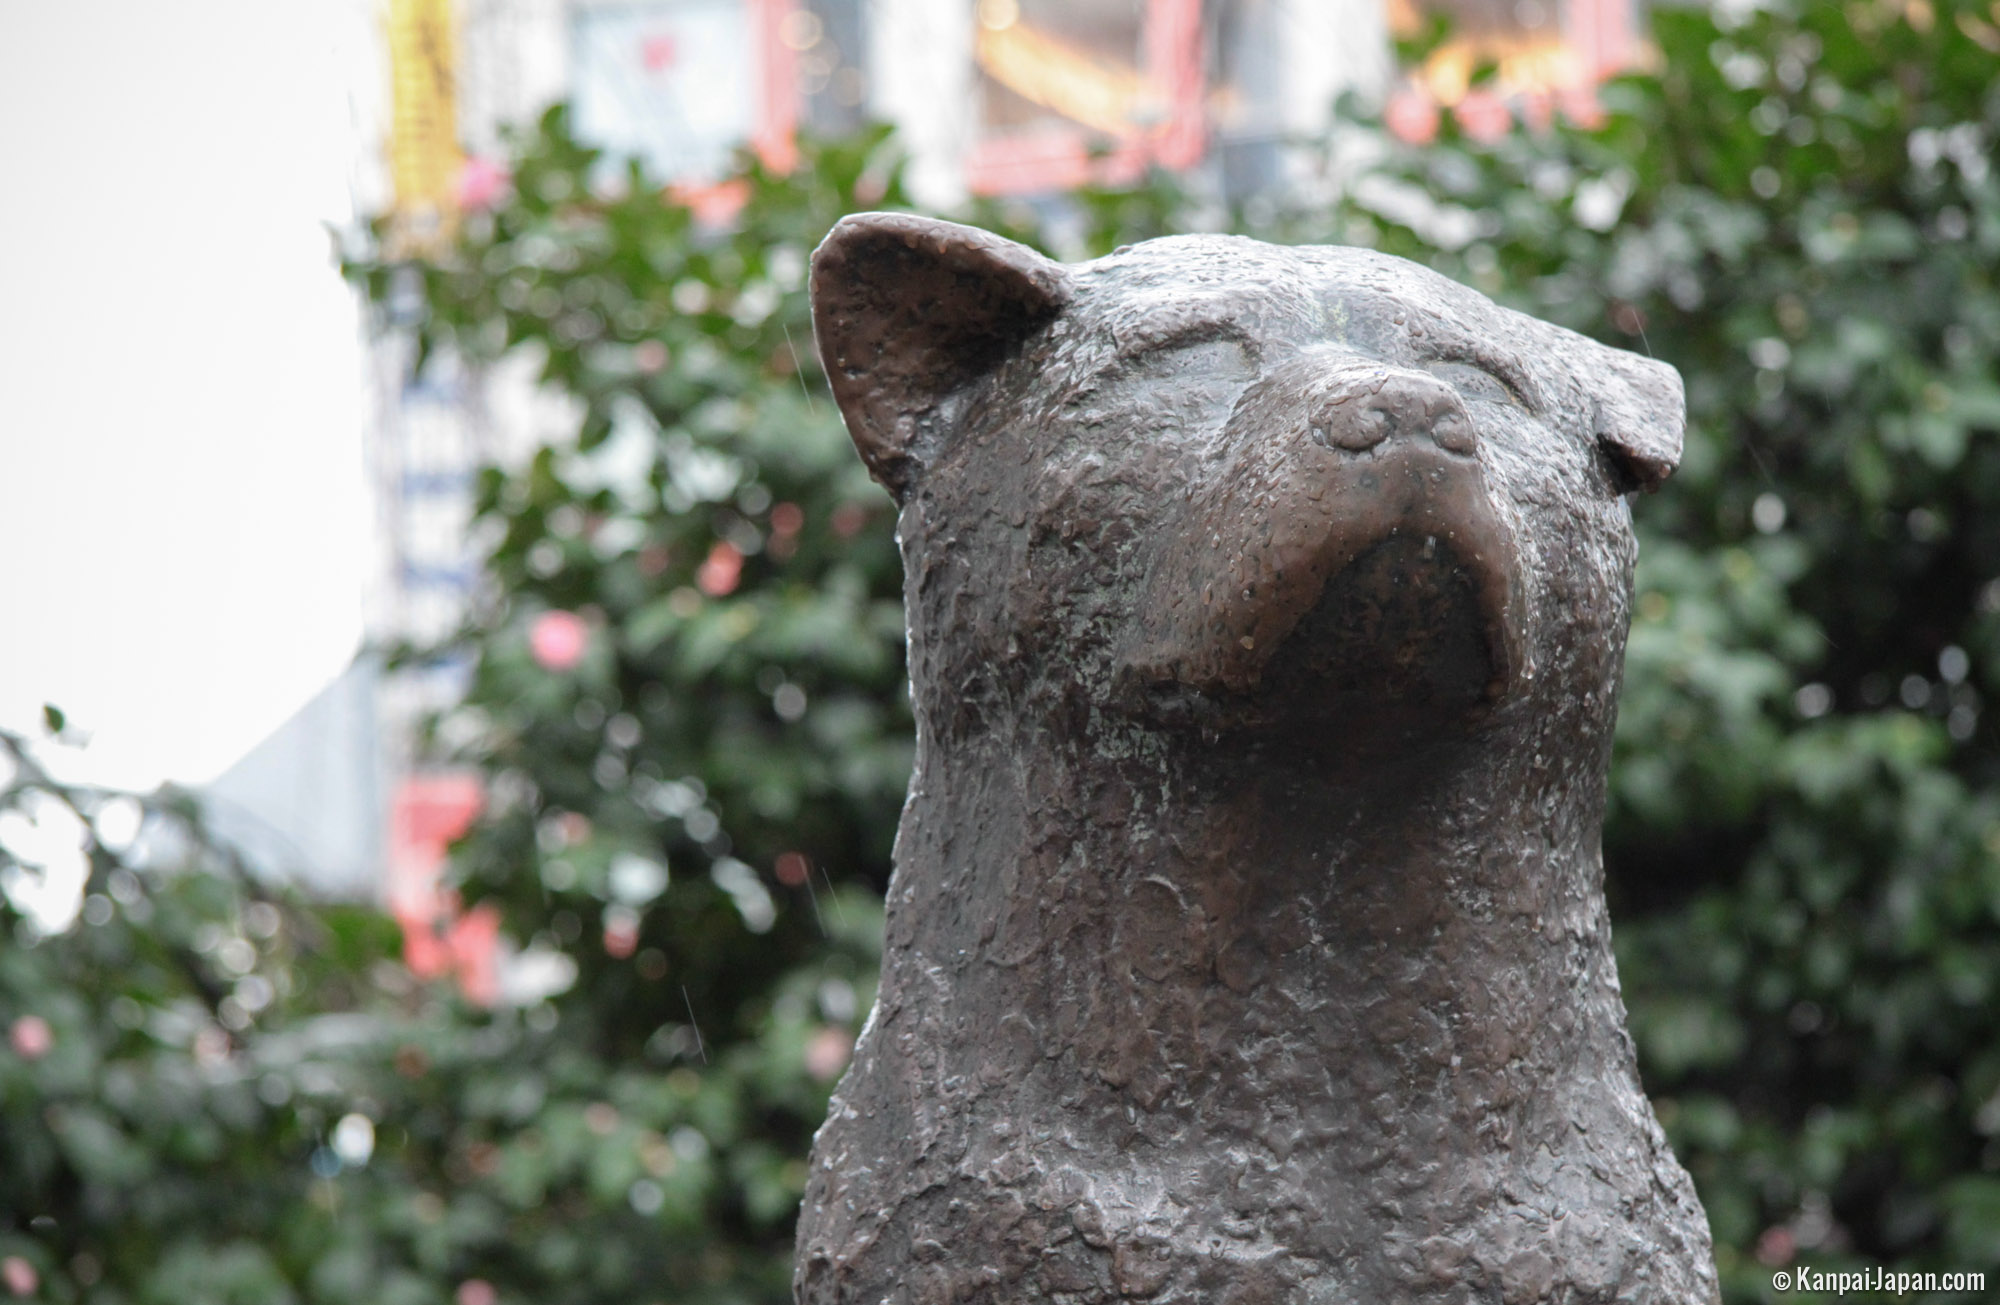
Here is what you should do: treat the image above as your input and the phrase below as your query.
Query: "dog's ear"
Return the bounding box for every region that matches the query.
[811,213,1070,500]
[1589,345,1684,494]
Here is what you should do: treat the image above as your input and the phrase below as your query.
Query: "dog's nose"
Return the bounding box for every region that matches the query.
[1308,367,1476,456]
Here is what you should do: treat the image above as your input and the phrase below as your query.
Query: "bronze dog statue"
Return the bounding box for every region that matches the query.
[796,214,1718,1305]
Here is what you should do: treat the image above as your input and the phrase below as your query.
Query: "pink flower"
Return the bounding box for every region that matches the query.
[1453,90,1514,143]
[805,1026,853,1082]
[450,904,503,1007]
[456,157,511,213]
[1384,88,1440,145]
[696,542,743,597]
[1755,1225,1796,1267]
[1,1257,36,1298]
[529,610,589,671]
[9,1015,51,1060]
[394,900,453,980]
[633,339,669,374]
[456,1280,498,1305]
[830,503,870,539]
[603,909,640,959]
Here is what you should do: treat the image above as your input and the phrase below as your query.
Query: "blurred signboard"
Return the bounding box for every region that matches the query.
[1386,0,1641,136]
[387,773,497,1005]
[969,0,1204,194]
[571,0,798,184]
[387,0,462,218]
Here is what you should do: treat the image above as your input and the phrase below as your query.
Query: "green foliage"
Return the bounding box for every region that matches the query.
[2,726,409,1304]
[338,112,906,1301]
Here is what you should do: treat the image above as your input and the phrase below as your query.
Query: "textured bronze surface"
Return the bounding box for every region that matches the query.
[798,213,1718,1304]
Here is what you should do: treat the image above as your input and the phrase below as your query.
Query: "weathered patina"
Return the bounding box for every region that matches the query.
[796,213,1717,1305]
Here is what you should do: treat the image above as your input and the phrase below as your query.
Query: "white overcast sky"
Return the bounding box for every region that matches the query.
[0,2,377,789]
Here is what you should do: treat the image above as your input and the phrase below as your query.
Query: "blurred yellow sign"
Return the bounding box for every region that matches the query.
[388,0,462,217]
[975,18,1147,139]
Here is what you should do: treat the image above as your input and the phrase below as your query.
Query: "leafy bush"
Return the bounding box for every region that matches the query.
[339,121,910,1302]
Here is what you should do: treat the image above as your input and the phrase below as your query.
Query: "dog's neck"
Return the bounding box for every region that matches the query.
[885,694,1635,1181]
[813,674,1706,1302]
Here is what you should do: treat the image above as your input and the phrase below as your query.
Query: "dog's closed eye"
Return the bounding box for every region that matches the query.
[1423,359,1526,409]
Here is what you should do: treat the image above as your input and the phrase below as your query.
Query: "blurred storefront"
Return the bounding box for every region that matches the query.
[397,0,1647,212]
[862,0,1386,202]
[1385,0,1645,141]
[409,0,1649,205]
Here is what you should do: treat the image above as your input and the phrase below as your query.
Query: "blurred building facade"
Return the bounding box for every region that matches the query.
[441,0,1644,206]
[204,0,1647,905]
